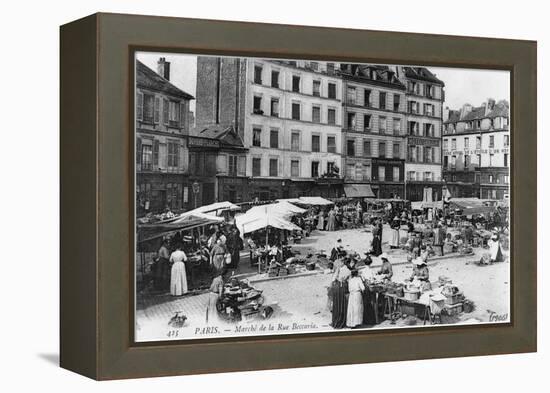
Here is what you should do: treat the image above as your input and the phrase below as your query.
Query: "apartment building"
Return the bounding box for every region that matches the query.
[443,98,510,199]
[340,64,407,199]
[135,58,194,215]
[395,66,445,202]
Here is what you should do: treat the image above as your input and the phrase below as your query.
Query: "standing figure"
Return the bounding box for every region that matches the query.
[153,239,171,291]
[227,226,244,270]
[206,268,229,325]
[317,209,325,231]
[389,216,400,249]
[169,244,188,296]
[326,208,336,231]
[330,258,352,329]
[210,239,227,274]
[370,220,383,256]
[346,269,365,328]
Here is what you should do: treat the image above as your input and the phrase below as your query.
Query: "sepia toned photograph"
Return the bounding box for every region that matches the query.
[134,52,511,342]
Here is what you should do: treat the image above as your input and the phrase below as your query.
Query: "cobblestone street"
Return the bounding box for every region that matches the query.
[136,227,510,342]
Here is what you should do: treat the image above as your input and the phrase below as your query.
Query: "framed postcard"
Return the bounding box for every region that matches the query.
[60,13,537,380]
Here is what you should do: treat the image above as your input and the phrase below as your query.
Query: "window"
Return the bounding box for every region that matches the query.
[443,156,449,168]
[253,96,262,114]
[167,142,179,168]
[347,86,356,104]
[364,89,372,107]
[291,131,300,151]
[292,75,300,92]
[393,167,400,181]
[379,116,387,133]
[252,157,261,176]
[504,153,508,167]
[364,114,372,131]
[291,160,300,177]
[424,147,431,163]
[393,118,401,135]
[489,153,494,166]
[425,84,433,98]
[489,174,494,183]
[378,166,386,181]
[393,94,400,111]
[228,155,238,176]
[465,154,470,169]
[464,137,469,149]
[313,80,321,97]
[327,63,335,75]
[363,140,371,157]
[451,138,457,150]
[347,139,356,156]
[312,106,321,123]
[327,136,337,153]
[424,103,434,116]
[270,129,279,148]
[309,62,319,71]
[346,163,355,179]
[292,102,301,120]
[254,65,263,84]
[443,139,448,151]
[252,127,262,147]
[489,135,495,148]
[141,144,152,170]
[504,175,509,184]
[393,143,400,158]
[379,92,386,109]
[451,155,457,168]
[167,100,183,127]
[271,70,279,88]
[424,123,433,137]
[409,101,419,114]
[142,93,155,123]
[379,142,386,158]
[327,162,336,175]
[347,112,356,130]
[269,158,278,177]
[424,172,432,181]
[364,164,371,181]
[328,108,336,125]
[311,161,319,178]
[328,82,336,99]
[270,98,279,117]
[504,135,510,147]
[408,121,418,135]
[476,136,481,149]
[312,135,321,152]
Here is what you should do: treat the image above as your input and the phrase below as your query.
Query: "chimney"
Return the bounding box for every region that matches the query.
[460,103,472,119]
[443,106,450,122]
[157,57,171,80]
[487,98,496,111]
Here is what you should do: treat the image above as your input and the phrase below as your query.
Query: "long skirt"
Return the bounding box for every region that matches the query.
[153,257,170,291]
[346,291,364,327]
[206,292,220,325]
[331,281,348,329]
[371,236,382,256]
[326,216,336,231]
[230,249,240,269]
[362,289,377,325]
[390,229,399,247]
[317,216,325,230]
[170,261,188,296]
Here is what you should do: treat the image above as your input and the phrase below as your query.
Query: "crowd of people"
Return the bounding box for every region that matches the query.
[150,224,244,297]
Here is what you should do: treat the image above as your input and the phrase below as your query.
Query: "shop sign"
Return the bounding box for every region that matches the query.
[408,137,440,147]
[188,136,220,148]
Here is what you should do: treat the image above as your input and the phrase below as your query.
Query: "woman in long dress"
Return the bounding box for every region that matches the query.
[371,220,383,256]
[390,217,400,248]
[206,268,228,325]
[169,244,188,296]
[488,234,504,262]
[326,209,336,231]
[317,209,325,231]
[346,269,365,328]
[153,239,171,291]
[210,239,227,274]
[330,258,351,329]
[360,255,377,325]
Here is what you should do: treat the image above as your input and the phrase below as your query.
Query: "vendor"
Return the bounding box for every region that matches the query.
[206,268,230,325]
[409,257,429,282]
[377,253,393,281]
[389,216,400,249]
[169,243,188,296]
[330,257,352,329]
[210,238,227,274]
[153,238,171,291]
[488,233,504,262]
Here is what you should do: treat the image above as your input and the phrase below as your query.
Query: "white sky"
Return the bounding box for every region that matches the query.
[136,52,510,114]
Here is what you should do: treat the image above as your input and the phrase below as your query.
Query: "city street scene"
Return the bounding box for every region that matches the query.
[134,53,510,342]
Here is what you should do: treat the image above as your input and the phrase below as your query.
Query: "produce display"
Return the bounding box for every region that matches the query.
[216,278,265,322]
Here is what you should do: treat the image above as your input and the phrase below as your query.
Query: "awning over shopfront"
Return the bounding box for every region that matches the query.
[449,198,497,215]
[344,184,375,198]
[137,213,224,245]
[297,196,334,206]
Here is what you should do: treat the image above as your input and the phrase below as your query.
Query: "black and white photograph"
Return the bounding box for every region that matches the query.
[134,53,511,342]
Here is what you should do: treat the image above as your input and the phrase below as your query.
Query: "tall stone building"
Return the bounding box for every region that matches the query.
[340,64,407,199]
[396,67,445,202]
[442,99,510,199]
[195,57,344,201]
[135,58,194,216]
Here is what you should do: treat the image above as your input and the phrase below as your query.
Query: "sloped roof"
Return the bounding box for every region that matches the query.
[444,110,461,124]
[136,60,194,100]
[340,64,406,89]
[462,106,486,121]
[487,101,509,118]
[403,67,445,86]
[193,125,245,148]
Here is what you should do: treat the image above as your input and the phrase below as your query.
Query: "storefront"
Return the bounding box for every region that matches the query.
[371,158,405,199]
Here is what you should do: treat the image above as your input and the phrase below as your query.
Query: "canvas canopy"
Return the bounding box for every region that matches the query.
[235,207,301,235]
[180,201,240,217]
[344,184,375,198]
[297,196,334,206]
[137,213,223,244]
[449,198,497,215]
[411,200,444,210]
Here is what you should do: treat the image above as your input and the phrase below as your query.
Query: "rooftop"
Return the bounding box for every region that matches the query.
[136,60,194,100]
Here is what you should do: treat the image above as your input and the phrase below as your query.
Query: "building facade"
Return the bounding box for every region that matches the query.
[245,59,344,199]
[442,99,510,199]
[135,59,194,216]
[397,67,445,202]
[340,64,407,199]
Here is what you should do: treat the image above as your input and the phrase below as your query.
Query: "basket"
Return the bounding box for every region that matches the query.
[444,292,464,305]
[404,289,420,301]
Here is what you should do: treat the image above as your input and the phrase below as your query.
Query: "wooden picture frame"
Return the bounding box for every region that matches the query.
[60,12,536,380]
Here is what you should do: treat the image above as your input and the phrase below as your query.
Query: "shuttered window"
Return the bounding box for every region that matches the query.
[154,97,160,123]
[137,92,143,120]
